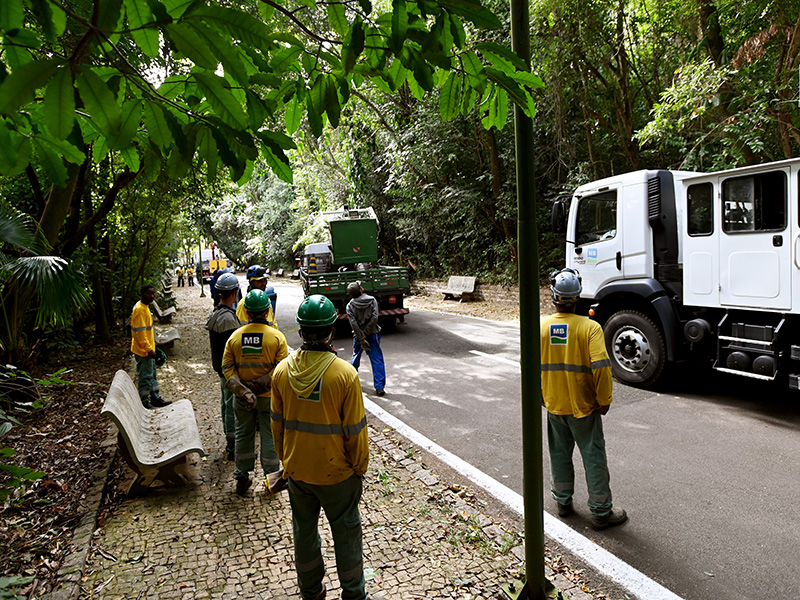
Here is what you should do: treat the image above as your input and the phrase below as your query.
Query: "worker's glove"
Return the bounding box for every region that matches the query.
[243,374,272,396]
[360,340,371,352]
[226,376,258,410]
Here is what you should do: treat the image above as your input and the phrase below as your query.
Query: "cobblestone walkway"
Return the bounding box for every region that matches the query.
[79,284,600,600]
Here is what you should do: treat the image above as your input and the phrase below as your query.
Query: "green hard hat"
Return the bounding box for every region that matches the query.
[296,294,338,327]
[244,289,271,313]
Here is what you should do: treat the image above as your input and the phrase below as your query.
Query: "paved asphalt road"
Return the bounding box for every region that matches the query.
[269,280,800,600]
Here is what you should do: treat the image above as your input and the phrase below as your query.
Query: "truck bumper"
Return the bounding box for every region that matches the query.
[336,308,410,320]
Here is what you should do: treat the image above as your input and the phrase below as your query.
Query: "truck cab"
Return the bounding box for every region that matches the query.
[554,159,800,390]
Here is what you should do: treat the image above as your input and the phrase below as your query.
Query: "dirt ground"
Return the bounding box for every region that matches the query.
[406,284,554,321]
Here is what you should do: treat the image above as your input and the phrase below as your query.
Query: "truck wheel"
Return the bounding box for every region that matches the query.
[603,311,666,387]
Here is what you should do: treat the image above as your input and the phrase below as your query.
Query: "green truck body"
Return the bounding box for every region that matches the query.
[299,208,410,324]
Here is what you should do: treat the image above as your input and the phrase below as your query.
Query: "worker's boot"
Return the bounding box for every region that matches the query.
[591,508,628,530]
[235,476,252,496]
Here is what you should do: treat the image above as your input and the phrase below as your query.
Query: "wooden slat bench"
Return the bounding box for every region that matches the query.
[155,328,181,349]
[101,370,206,495]
[151,300,176,322]
[441,276,477,302]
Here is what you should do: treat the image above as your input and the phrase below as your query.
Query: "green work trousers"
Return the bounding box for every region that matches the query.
[219,376,235,454]
[233,393,279,479]
[134,354,160,405]
[288,475,366,600]
[547,411,613,517]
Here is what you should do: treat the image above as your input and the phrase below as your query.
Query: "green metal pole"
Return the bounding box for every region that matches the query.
[510,0,547,597]
[198,241,206,298]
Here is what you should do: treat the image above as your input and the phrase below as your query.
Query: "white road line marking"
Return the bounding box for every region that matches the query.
[364,397,684,600]
[470,349,521,369]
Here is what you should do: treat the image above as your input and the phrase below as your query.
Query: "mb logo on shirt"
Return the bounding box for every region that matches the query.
[550,324,568,345]
[242,333,263,355]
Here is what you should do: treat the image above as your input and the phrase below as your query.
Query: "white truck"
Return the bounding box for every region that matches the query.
[552,157,800,389]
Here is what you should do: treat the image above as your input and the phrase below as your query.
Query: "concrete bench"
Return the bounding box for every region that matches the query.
[101,370,206,495]
[290,269,300,280]
[155,328,181,349]
[276,268,285,277]
[151,301,176,322]
[441,276,477,302]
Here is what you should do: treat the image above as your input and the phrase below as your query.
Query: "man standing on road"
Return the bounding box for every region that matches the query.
[223,289,288,495]
[176,265,185,287]
[540,268,627,530]
[187,265,195,286]
[346,281,385,396]
[130,283,171,410]
[271,295,385,600]
[206,272,241,461]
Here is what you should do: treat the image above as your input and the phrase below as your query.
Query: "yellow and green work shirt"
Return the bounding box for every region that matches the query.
[271,350,369,486]
[540,312,613,418]
[236,301,278,330]
[222,322,288,397]
[130,301,155,357]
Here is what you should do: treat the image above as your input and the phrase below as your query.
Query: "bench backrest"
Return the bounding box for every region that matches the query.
[447,276,476,292]
[151,301,163,317]
[101,370,205,468]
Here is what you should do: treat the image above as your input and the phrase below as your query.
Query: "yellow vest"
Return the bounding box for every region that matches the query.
[130,301,154,357]
[540,312,613,418]
[271,351,369,485]
[221,323,288,397]
[236,300,278,330]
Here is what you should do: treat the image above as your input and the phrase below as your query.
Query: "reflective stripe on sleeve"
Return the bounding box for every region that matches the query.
[591,358,612,370]
[238,362,279,370]
[271,410,284,423]
[131,325,154,332]
[541,363,592,374]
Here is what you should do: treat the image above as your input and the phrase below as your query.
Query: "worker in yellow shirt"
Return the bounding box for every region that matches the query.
[237,265,277,329]
[187,266,195,286]
[541,268,626,530]
[176,266,185,287]
[272,295,384,600]
[130,284,171,409]
[223,289,288,495]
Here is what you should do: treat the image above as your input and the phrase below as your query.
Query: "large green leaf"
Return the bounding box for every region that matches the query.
[0,58,61,115]
[439,71,461,120]
[391,0,408,53]
[262,145,293,184]
[28,0,59,42]
[196,125,218,182]
[460,50,486,93]
[188,21,251,86]
[485,67,534,119]
[0,126,31,178]
[33,134,85,165]
[449,14,466,49]
[43,67,75,139]
[327,2,348,37]
[410,48,434,91]
[32,137,68,186]
[306,95,323,137]
[165,23,219,70]
[194,72,247,129]
[96,0,123,32]
[439,0,501,30]
[124,0,160,57]
[190,6,272,49]
[342,17,365,74]
[75,68,122,139]
[476,41,527,72]
[0,0,23,31]
[120,146,140,171]
[106,98,141,150]
[142,101,173,150]
[271,47,302,74]
[325,75,341,127]
[285,94,303,135]
[162,0,193,18]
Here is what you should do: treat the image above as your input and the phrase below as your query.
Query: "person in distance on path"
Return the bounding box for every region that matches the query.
[346,281,386,396]
[130,283,171,410]
[540,268,627,530]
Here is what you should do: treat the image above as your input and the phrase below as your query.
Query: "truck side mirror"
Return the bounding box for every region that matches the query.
[552,201,567,234]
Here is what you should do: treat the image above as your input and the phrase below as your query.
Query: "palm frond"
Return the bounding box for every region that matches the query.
[5,257,91,328]
[0,205,48,259]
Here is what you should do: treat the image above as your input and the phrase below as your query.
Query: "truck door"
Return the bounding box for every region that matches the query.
[719,169,790,310]
[570,187,624,298]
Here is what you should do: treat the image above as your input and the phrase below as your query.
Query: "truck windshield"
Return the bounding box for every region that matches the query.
[575,190,617,246]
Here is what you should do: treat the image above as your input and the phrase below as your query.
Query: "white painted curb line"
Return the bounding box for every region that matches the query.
[364,397,684,600]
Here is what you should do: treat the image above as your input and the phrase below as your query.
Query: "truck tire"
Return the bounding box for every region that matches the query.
[603,311,666,387]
